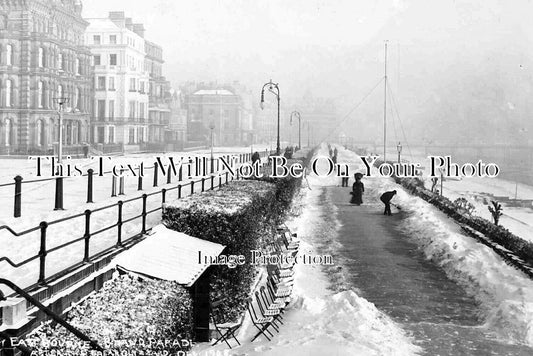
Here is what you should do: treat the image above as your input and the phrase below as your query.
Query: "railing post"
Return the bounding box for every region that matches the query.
[38,221,48,285]
[162,188,167,204]
[83,209,91,262]
[117,201,123,247]
[86,169,94,203]
[201,178,205,192]
[141,194,147,234]
[54,177,64,210]
[210,176,215,190]
[153,162,158,187]
[14,175,22,218]
[137,173,143,191]
[219,176,222,188]
[119,169,125,195]
[225,172,229,184]
[191,181,195,195]
[178,184,182,199]
[167,165,172,184]
[111,175,117,197]
[179,165,183,181]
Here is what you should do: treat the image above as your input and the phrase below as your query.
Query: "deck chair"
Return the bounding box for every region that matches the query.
[266,263,294,282]
[267,275,292,298]
[210,299,243,348]
[266,278,292,305]
[260,285,287,311]
[247,298,276,342]
[255,291,284,321]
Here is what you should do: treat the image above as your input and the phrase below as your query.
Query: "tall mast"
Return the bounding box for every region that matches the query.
[384,40,388,162]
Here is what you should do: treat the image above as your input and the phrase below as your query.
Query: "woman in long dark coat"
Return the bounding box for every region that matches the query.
[350,175,364,205]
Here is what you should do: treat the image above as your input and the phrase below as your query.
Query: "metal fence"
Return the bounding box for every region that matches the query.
[0,149,275,294]
[1,151,266,218]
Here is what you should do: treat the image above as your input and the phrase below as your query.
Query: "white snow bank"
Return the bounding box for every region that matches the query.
[337,146,533,347]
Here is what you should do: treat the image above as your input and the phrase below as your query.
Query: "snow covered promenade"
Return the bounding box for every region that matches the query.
[191,145,421,356]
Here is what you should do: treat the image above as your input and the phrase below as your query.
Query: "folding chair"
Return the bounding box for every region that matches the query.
[255,291,283,320]
[247,298,276,342]
[266,263,294,282]
[279,232,299,251]
[266,277,292,305]
[210,299,243,348]
[267,275,292,298]
[260,285,287,311]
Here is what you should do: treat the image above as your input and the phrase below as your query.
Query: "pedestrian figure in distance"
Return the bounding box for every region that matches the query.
[333,147,338,157]
[341,176,349,187]
[252,151,260,165]
[380,190,397,216]
[332,153,337,165]
[350,173,364,205]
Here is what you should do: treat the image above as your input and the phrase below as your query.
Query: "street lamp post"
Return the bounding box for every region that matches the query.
[397,141,402,164]
[260,80,281,155]
[290,111,301,150]
[54,97,70,165]
[209,122,215,174]
[53,97,69,211]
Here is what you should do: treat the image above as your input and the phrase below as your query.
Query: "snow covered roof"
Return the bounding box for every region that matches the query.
[113,224,225,287]
[193,89,234,96]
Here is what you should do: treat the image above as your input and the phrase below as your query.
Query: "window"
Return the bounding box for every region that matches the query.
[38,47,44,67]
[139,103,145,119]
[138,127,144,143]
[72,122,78,144]
[109,77,115,90]
[129,78,136,91]
[108,126,115,143]
[75,88,81,111]
[97,100,106,120]
[5,119,13,146]
[93,55,100,66]
[76,87,82,110]
[109,35,117,44]
[129,101,136,119]
[109,54,117,66]
[140,81,145,93]
[109,100,114,119]
[6,79,12,106]
[93,35,101,44]
[6,44,12,65]
[75,58,80,74]
[129,127,135,144]
[57,84,63,100]
[58,53,63,70]
[97,76,106,90]
[38,81,44,108]
[36,120,44,146]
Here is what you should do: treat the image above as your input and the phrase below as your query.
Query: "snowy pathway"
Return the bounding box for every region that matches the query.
[328,184,533,355]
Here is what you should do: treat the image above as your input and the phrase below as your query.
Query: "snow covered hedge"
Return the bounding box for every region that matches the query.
[397,176,533,264]
[163,180,279,322]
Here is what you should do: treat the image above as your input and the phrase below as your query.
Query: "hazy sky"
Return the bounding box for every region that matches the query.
[82,0,404,88]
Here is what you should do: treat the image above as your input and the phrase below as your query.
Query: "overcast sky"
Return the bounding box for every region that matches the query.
[82,0,405,90]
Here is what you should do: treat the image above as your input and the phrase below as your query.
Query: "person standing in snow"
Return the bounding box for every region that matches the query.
[341,176,349,187]
[380,190,397,215]
[252,151,260,165]
[350,174,364,205]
